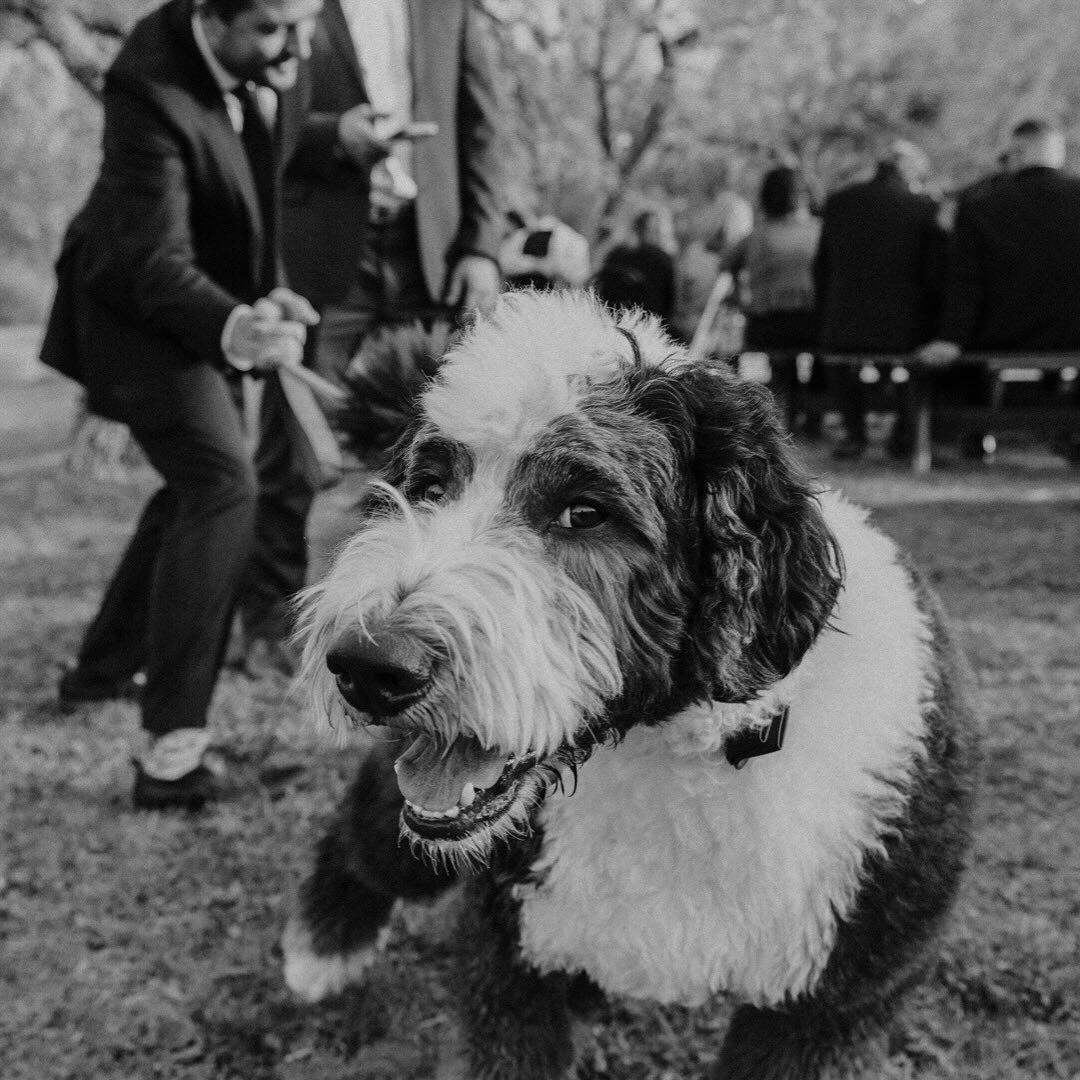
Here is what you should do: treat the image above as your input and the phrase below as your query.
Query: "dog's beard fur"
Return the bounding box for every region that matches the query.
[296,291,842,873]
[296,483,627,871]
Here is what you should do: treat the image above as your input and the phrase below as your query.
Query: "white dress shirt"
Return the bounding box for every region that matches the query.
[191,12,277,133]
[339,0,416,209]
[192,11,280,367]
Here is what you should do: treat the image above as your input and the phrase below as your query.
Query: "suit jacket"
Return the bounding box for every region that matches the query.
[939,166,1080,350]
[594,244,676,324]
[39,0,307,421]
[282,0,505,306]
[814,166,946,353]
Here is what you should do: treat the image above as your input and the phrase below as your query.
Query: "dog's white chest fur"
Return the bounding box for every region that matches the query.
[515,495,934,1008]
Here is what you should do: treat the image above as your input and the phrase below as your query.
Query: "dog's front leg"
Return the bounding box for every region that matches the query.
[443,877,578,1080]
[713,1000,891,1080]
[282,740,457,1002]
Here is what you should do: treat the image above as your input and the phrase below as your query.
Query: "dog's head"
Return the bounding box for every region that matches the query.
[297,291,842,867]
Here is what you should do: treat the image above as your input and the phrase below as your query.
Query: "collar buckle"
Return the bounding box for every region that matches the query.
[725,706,789,769]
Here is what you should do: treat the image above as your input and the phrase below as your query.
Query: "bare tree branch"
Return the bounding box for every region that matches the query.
[599,24,700,221]
[592,6,615,161]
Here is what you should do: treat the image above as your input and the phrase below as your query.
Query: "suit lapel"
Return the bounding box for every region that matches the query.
[409,0,461,121]
[408,0,424,96]
[170,1,266,259]
[215,104,266,248]
[325,0,367,97]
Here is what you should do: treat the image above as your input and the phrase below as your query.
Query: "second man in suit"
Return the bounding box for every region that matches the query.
[282,0,507,381]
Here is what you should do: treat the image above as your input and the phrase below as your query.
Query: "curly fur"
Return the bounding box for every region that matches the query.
[335,319,458,467]
[284,290,978,1080]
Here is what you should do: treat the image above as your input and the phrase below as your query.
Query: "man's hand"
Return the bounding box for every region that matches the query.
[442,255,501,316]
[224,294,317,372]
[268,286,320,328]
[916,339,962,367]
[337,103,390,169]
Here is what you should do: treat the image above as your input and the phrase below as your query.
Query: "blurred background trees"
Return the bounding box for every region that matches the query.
[1,0,1078,323]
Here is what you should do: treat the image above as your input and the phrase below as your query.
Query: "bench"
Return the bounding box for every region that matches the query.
[817,352,1080,472]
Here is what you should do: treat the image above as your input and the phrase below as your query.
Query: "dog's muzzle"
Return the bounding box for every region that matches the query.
[326,630,434,717]
[323,625,553,849]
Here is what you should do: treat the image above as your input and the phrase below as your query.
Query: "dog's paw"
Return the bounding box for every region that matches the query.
[280,915,387,1003]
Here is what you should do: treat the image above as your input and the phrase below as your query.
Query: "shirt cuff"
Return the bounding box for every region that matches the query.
[222,304,255,371]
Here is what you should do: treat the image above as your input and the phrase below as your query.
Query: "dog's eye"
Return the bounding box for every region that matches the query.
[417,480,446,502]
[554,503,606,530]
[407,473,447,502]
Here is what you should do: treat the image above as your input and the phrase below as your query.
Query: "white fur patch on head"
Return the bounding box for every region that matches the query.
[422,290,676,455]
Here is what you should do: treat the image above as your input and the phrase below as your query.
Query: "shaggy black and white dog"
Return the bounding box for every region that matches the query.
[283,291,978,1079]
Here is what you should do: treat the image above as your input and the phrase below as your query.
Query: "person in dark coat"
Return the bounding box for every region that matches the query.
[281,0,507,381]
[593,209,677,329]
[814,140,946,458]
[39,0,323,809]
[920,119,1080,460]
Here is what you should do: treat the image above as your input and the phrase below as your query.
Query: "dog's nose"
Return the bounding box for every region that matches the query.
[326,631,433,717]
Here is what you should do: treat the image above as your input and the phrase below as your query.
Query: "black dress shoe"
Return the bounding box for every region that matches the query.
[885,427,912,460]
[132,761,220,812]
[58,669,143,711]
[1051,431,1080,465]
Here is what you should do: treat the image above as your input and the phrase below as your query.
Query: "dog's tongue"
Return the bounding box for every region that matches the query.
[395,732,508,811]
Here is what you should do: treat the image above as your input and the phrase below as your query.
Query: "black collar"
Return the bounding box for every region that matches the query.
[724,706,789,769]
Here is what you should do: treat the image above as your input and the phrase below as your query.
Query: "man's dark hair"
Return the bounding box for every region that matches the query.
[759,167,800,219]
[200,0,255,21]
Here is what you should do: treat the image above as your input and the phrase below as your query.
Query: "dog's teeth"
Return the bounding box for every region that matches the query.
[406,800,460,821]
[459,782,476,808]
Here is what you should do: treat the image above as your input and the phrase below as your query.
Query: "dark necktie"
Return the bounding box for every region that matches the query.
[236,83,278,292]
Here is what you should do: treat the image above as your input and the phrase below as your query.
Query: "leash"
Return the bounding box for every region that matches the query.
[280,362,349,405]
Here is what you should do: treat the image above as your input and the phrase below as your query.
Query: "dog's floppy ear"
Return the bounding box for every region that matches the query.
[666,363,843,702]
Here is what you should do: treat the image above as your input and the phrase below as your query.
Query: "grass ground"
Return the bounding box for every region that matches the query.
[1,448,1078,1079]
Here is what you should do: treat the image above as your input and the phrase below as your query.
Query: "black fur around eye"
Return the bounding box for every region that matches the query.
[554,503,607,530]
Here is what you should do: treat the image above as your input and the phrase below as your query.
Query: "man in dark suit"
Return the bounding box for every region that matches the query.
[920,119,1080,460]
[281,0,506,381]
[814,140,946,458]
[39,0,323,809]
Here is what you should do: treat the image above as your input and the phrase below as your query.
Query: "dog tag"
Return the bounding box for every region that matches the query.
[724,706,789,768]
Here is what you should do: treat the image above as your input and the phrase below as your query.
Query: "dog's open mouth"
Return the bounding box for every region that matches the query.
[393,730,539,841]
